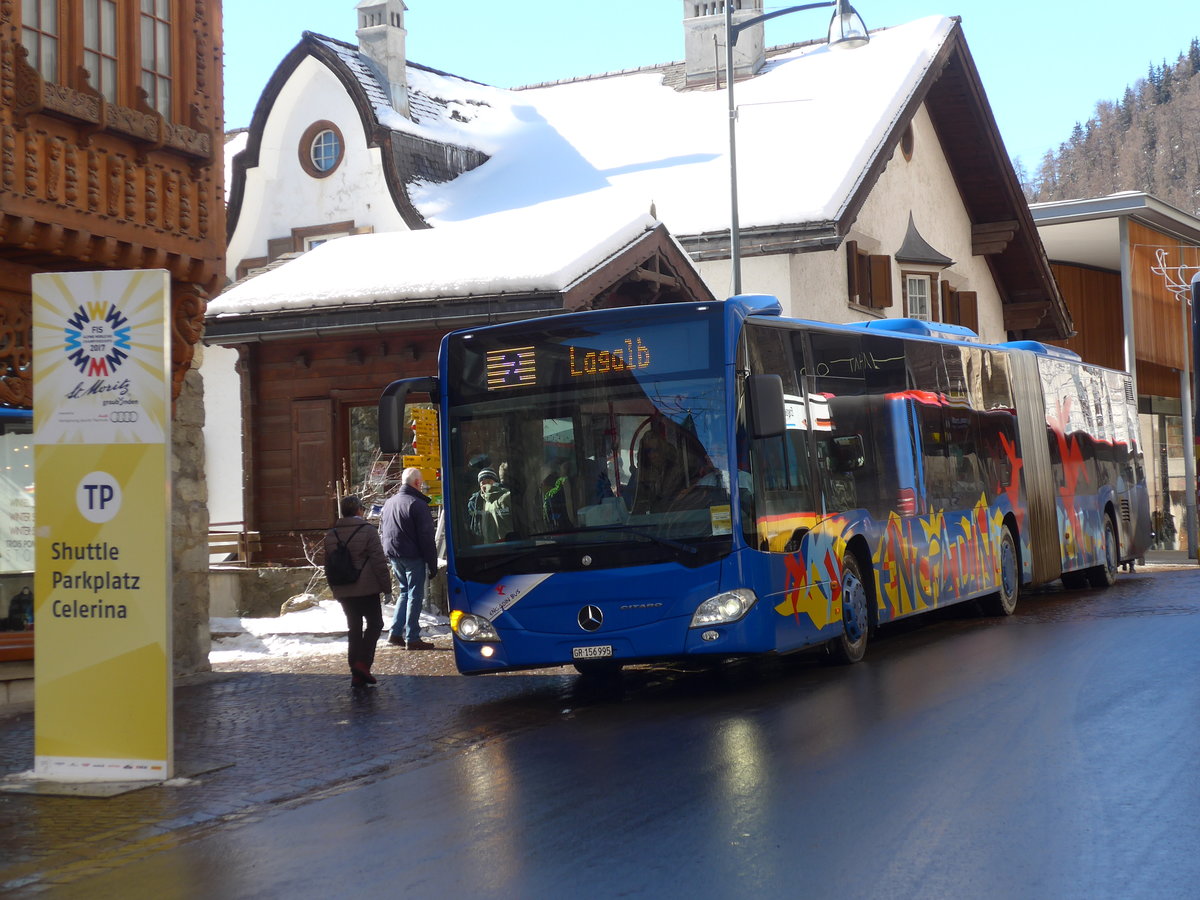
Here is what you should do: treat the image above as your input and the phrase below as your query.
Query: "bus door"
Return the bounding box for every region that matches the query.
[803,329,916,622]
[739,323,835,648]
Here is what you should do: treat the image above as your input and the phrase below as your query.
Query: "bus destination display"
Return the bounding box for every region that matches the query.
[479,319,710,393]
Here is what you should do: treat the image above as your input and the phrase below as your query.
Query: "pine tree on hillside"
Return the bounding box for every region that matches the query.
[1023,39,1200,215]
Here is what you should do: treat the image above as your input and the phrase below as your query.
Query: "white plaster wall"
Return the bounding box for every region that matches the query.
[840,105,1007,342]
[696,254,794,310]
[692,104,1009,341]
[226,56,413,280]
[200,344,244,526]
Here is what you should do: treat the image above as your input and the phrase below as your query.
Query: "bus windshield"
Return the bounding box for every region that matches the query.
[445,312,732,579]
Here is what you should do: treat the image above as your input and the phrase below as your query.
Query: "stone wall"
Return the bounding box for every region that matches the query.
[211,563,448,620]
[172,364,211,675]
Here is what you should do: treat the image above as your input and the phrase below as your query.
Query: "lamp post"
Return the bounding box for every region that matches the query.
[1186,272,1199,558]
[725,0,870,295]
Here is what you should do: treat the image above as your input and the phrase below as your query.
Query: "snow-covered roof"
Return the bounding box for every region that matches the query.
[220,14,1069,340]
[210,192,658,315]
[223,130,249,203]
[232,16,955,238]
[393,16,955,234]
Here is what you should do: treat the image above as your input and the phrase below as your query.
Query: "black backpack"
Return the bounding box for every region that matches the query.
[324,524,367,586]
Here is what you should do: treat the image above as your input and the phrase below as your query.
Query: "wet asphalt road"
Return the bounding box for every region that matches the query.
[16,564,1200,899]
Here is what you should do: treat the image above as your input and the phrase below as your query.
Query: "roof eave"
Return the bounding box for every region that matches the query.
[203,292,568,344]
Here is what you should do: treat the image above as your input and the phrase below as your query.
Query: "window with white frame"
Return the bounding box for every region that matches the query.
[904,273,935,321]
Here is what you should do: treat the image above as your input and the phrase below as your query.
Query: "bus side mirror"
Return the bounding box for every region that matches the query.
[379,377,439,454]
[748,374,786,439]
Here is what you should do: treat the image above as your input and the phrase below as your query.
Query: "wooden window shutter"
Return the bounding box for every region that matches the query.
[957,291,979,333]
[940,281,955,324]
[846,241,861,304]
[869,255,893,308]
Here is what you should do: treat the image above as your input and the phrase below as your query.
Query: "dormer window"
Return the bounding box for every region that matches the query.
[299,121,345,178]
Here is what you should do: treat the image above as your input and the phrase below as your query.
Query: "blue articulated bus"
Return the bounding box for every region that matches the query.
[379,296,1151,675]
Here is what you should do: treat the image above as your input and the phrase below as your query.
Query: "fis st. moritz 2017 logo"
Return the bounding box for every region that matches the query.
[64,302,131,377]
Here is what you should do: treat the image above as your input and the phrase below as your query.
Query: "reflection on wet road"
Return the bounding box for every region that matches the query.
[16,567,1200,899]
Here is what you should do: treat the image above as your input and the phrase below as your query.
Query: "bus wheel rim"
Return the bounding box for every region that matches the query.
[1002,535,1017,600]
[843,572,867,643]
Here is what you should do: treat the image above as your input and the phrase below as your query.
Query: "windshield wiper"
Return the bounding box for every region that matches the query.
[575,526,698,555]
[463,545,549,577]
[465,529,698,579]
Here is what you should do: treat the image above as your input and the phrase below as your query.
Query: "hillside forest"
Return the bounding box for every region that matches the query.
[1019,38,1200,216]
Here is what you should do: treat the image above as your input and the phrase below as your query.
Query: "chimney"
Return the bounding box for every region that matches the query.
[682,1,765,87]
[356,0,410,117]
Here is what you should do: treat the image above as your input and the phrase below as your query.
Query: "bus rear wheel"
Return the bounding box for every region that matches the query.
[981,525,1019,616]
[829,553,869,664]
[1085,515,1119,589]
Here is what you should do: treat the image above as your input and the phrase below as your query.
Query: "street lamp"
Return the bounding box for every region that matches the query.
[725,0,870,294]
[1186,271,1199,558]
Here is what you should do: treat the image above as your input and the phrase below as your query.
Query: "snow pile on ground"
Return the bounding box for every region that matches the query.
[210,599,450,663]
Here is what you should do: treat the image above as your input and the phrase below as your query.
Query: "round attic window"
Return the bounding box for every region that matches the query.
[299,120,344,178]
[900,124,915,161]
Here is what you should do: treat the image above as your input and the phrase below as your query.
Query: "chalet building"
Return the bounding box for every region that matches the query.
[1,2,225,673]
[210,1,1072,564]
[207,202,714,563]
[1032,193,1200,553]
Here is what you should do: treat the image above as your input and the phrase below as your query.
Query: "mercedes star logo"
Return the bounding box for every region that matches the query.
[578,605,604,632]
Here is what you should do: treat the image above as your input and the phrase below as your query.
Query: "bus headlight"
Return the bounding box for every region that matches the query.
[690,588,757,627]
[451,609,500,642]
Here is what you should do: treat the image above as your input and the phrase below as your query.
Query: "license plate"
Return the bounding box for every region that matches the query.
[572,645,613,660]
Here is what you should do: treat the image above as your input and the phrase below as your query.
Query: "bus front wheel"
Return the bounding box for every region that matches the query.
[829,553,869,665]
[981,525,1019,616]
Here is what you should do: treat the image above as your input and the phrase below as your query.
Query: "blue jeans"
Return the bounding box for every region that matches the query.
[388,556,426,643]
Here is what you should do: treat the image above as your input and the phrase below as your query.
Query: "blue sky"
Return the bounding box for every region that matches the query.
[223,1,1198,169]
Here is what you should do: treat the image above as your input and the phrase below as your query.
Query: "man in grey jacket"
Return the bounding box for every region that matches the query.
[380,467,438,650]
[325,495,392,687]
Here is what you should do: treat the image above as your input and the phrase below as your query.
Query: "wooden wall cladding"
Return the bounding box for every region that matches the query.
[246,331,441,563]
[1127,220,1198,373]
[1046,263,1124,371]
[0,1,226,404]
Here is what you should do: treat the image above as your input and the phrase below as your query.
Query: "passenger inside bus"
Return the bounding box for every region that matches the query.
[470,467,513,543]
[630,415,687,514]
[541,460,574,531]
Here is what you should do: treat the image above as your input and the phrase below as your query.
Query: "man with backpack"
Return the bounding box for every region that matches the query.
[380,467,438,650]
[324,495,392,687]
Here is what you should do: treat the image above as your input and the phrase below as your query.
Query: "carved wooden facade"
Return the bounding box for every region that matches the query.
[0,0,224,407]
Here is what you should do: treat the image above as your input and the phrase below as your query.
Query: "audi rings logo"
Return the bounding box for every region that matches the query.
[109,411,139,423]
[578,605,604,632]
